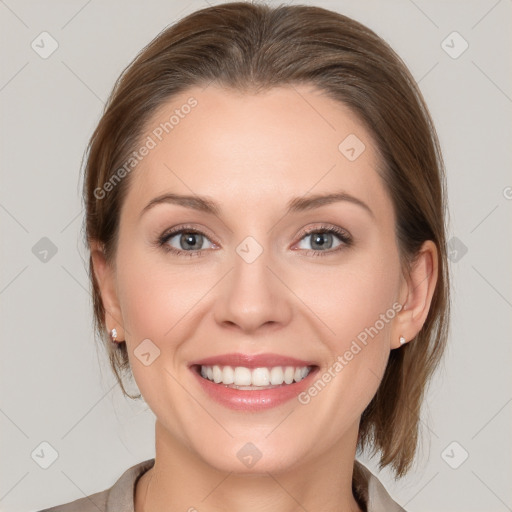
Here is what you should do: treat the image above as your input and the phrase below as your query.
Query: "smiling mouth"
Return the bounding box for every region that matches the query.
[192,364,316,390]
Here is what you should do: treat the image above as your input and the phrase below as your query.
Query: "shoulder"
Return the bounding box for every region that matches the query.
[34,458,156,512]
[35,488,108,512]
[354,459,408,512]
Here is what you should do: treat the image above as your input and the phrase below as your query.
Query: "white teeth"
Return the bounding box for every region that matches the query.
[283,366,295,384]
[212,365,223,383]
[199,365,312,387]
[233,366,252,386]
[269,367,284,385]
[252,368,270,386]
[222,365,234,384]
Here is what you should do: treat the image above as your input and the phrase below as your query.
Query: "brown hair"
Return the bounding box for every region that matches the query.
[82,1,450,481]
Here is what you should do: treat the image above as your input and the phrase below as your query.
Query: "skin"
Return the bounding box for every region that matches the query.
[91,83,438,512]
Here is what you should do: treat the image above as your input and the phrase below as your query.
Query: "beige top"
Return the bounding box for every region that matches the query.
[37,458,406,512]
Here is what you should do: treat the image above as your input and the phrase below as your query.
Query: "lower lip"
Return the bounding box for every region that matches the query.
[191,366,318,411]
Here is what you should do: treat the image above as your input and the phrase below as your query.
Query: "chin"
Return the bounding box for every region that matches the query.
[197,442,303,475]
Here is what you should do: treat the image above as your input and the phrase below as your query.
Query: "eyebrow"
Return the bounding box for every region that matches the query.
[139,190,374,220]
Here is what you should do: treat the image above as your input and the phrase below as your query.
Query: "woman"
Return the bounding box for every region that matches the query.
[40,2,449,511]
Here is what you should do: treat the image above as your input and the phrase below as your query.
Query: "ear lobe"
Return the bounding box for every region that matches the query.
[89,240,124,339]
[393,240,438,349]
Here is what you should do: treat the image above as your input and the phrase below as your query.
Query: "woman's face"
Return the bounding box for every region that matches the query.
[107,84,408,473]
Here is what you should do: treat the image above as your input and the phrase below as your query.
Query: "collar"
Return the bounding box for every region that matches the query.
[105,458,406,512]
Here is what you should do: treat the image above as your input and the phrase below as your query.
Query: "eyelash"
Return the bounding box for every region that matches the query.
[156,223,353,259]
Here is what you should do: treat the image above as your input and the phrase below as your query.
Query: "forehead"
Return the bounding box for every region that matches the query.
[121,84,388,220]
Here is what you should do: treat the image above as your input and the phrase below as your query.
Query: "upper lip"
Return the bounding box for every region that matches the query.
[190,353,317,369]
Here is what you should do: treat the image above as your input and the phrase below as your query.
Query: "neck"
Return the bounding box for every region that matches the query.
[135,420,364,512]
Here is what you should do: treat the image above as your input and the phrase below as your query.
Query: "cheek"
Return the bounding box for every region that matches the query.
[327,255,399,398]
[307,250,399,415]
[295,264,399,441]
[315,249,400,351]
[116,241,200,338]
[114,248,196,421]
[113,247,183,392]
[117,267,170,340]
[114,244,215,392]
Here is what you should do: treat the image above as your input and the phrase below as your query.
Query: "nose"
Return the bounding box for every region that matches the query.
[213,239,293,335]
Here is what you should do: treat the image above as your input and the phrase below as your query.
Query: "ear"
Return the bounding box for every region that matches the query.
[392,240,438,349]
[89,240,125,341]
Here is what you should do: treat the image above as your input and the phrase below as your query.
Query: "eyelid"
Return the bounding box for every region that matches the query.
[290,224,352,253]
[159,223,220,246]
[157,222,352,257]
[293,224,352,242]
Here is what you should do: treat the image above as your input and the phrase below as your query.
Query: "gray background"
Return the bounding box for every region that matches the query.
[1,0,511,511]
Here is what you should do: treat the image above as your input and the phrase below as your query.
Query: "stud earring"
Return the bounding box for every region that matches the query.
[399,336,406,346]
[110,328,118,343]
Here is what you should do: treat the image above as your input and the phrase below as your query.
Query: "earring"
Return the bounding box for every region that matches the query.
[110,328,118,343]
[399,335,406,346]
